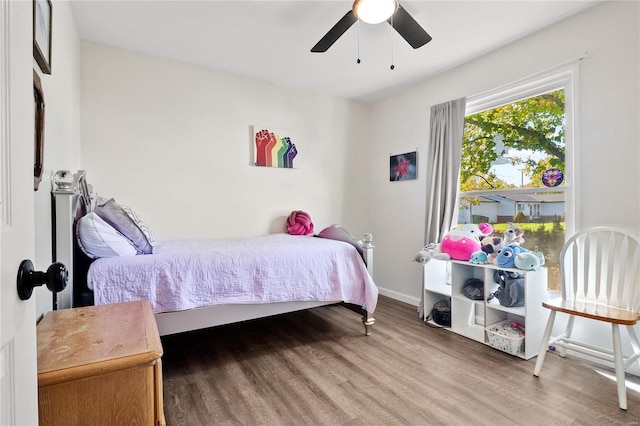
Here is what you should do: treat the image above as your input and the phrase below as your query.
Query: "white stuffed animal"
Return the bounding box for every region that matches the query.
[503,222,525,246]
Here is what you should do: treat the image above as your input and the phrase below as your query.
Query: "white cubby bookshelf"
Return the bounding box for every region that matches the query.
[423,259,549,359]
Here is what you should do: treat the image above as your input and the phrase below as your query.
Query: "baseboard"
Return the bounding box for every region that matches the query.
[378,287,420,307]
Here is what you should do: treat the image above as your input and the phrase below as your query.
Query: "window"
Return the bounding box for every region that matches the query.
[460,67,576,292]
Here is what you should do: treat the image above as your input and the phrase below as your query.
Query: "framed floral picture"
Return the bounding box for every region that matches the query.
[389,151,417,181]
[33,0,52,75]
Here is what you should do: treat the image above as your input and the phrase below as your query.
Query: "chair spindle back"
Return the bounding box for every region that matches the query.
[560,227,640,312]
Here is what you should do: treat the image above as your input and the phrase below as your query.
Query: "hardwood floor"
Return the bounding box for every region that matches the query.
[161,296,640,425]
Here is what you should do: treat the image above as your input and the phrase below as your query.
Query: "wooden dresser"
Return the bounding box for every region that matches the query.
[37,300,165,426]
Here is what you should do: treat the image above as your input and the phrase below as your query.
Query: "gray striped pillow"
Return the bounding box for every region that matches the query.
[94,198,155,254]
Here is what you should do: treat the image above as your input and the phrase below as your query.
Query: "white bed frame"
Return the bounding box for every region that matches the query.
[51,170,375,336]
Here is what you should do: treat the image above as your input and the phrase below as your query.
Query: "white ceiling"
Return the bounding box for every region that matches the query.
[69,0,602,102]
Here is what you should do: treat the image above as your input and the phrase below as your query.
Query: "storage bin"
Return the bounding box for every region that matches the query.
[486,320,525,356]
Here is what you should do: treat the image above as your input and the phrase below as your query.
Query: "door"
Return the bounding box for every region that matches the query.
[1,1,39,424]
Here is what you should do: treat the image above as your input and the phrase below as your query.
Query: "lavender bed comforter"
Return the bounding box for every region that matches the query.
[89,233,378,314]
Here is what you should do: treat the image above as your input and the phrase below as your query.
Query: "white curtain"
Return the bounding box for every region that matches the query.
[420,97,466,317]
[424,97,466,245]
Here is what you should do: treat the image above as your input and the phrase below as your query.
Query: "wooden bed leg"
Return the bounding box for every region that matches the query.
[340,303,375,335]
[362,311,375,336]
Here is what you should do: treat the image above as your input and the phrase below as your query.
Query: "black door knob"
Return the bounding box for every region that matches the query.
[17,259,68,301]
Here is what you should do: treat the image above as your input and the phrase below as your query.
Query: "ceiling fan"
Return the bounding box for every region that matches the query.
[311,0,432,53]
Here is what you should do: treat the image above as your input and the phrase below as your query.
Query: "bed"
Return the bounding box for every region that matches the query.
[51,170,378,336]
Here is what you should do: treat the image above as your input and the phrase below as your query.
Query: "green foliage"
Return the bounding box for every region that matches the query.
[513,210,526,222]
[461,89,565,191]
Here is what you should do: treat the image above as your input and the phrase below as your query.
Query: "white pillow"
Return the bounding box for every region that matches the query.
[77,212,138,259]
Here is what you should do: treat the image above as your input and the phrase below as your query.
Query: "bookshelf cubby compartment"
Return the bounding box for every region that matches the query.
[423,259,549,359]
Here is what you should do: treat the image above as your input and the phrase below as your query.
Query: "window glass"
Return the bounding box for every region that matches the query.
[460,87,569,293]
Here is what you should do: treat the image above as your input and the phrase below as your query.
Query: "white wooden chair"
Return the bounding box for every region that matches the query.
[533,227,640,410]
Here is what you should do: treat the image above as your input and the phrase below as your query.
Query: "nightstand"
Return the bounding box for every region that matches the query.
[37,300,165,426]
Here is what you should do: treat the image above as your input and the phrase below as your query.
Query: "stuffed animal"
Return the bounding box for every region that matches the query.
[439,223,493,261]
[414,223,493,263]
[414,246,432,264]
[470,251,489,264]
[496,243,529,269]
[503,222,525,246]
[481,236,503,265]
[514,250,546,271]
[414,242,450,263]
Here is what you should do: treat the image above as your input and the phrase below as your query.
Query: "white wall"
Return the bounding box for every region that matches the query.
[369,1,639,305]
[79,43,372,243]
[34,0,83,317]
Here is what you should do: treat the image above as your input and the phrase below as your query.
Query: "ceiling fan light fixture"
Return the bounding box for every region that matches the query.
[352,0,398,24]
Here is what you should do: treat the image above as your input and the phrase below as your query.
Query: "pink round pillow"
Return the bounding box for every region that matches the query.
[286,210,314,235]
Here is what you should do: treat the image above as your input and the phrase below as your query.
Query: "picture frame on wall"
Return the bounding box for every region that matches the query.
[33,70,45,190]
[33,0,52,75]
[389,151,417,181]
[251,125,298,169]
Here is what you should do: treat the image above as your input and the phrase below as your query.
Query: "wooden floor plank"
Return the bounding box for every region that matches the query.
[161,296,640,425]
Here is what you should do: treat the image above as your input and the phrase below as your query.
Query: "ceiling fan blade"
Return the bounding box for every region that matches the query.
[311,10,357,53]
[388,5,432,49]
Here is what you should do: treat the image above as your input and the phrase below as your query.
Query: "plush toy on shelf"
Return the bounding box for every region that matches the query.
[514,249,546,271]
[439,222,494,261]
[496,243,530,269]
[414,222,493,263]
[503,222,525,246]
[414,242,451,263]
[470,251,489,264]
[480,236,503,265]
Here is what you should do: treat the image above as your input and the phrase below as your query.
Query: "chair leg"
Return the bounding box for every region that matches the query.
[612,323,627,410]
[534,310,556,377]
[558,314,576,358]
